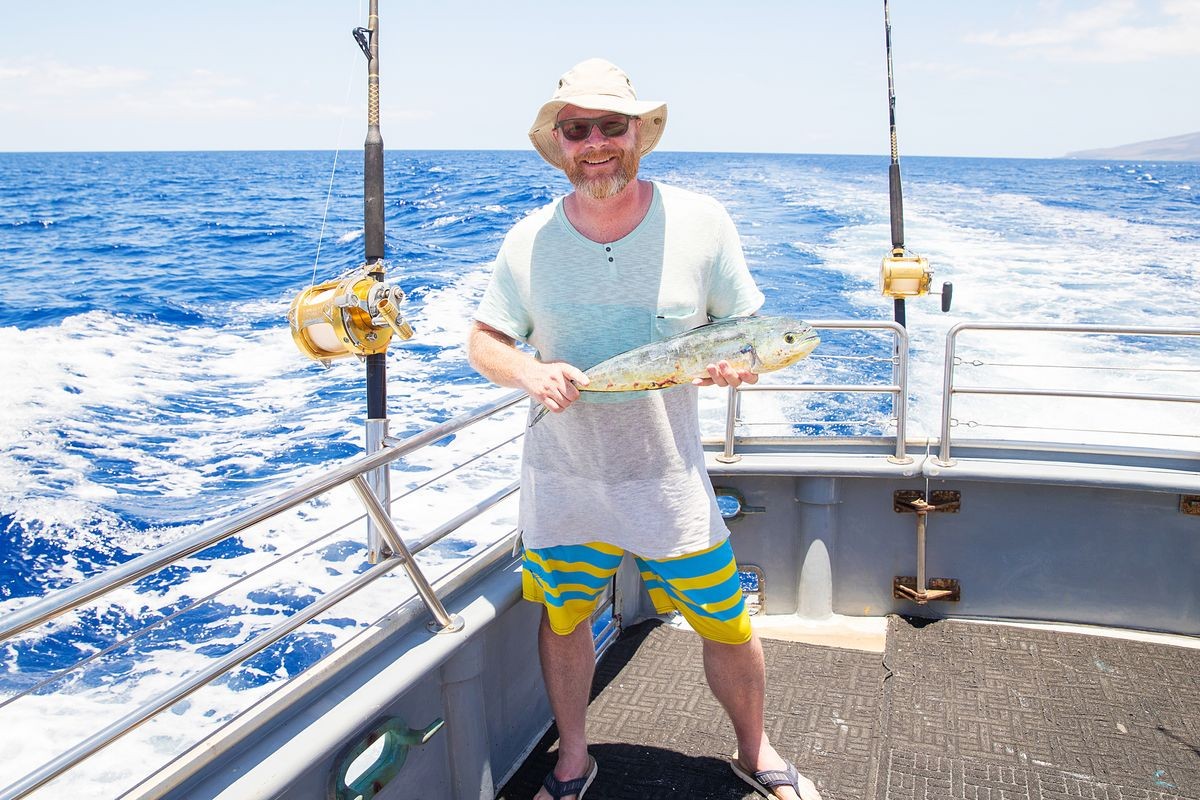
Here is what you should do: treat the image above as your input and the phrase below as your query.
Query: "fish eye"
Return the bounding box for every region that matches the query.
[784,332,797,344]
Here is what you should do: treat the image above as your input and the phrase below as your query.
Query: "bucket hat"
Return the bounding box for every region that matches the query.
[528,58,668,170]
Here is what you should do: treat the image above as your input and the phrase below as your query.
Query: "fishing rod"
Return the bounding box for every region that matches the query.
[358,2,390,423]
[288,0,414,562]
[880,0,951,326]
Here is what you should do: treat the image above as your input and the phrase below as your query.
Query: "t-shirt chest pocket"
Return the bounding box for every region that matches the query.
[654,304,707,340]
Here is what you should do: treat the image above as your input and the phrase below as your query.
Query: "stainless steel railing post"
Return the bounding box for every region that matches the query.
[936,323,962,466]
[364,417,392,563]
[890,321,912,464]
[716,385,740,463]
[349,476,463,633]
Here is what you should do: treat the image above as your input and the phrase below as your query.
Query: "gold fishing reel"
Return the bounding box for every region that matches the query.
[880,248,931,298]
[880,248,953,311]
[287,264,414,365]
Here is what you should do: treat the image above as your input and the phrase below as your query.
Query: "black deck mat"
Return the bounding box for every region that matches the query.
[497,618,1200,799]
[874,616,1200,800]
[496,620,886,799]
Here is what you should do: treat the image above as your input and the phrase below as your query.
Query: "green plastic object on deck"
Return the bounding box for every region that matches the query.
[328,716,444,800]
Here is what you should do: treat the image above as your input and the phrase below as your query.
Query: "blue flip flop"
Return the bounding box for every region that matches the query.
[542,754,597,800]
[729,755,821,799]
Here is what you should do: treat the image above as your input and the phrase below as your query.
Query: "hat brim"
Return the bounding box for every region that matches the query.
[529,96,667,170]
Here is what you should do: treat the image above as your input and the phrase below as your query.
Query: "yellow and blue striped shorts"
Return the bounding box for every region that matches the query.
[521,538,751,645]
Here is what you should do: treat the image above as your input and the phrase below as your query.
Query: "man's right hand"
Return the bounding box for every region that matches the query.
[468,321,590,414]
[519,361,590,414]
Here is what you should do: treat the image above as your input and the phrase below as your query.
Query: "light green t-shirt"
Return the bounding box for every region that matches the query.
[475,182,764,558]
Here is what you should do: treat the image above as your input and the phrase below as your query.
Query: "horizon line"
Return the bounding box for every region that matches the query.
[0,147,1138,162]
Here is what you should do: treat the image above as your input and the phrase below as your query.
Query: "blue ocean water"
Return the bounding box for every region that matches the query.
[0,149,1197,792]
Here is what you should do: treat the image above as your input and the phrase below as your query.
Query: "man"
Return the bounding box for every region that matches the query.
[468,58,820,800]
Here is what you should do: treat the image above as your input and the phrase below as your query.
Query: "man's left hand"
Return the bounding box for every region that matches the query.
[693,360,759,389]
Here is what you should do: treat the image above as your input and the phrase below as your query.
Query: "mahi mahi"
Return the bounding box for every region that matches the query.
[531,315,819,423]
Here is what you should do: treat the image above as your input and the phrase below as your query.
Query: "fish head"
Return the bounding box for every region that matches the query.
[750,317,820,372]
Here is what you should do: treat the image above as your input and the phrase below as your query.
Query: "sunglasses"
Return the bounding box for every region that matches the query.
[554,114,636,142]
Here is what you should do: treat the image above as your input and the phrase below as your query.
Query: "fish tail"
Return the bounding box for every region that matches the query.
[528,405,549,428]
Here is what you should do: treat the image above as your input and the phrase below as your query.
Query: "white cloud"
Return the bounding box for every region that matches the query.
[967,0,1200,62]
[0,59,262,119]
[141,70,255,116]
[0,59,150,107]
[0,65,33,81]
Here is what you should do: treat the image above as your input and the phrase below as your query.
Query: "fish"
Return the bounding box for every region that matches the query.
[530,315,819,425]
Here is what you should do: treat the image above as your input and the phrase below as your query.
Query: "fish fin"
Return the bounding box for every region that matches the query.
[740,343,761,372]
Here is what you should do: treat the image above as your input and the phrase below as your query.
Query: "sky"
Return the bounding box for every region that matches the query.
[1,1,1198,158]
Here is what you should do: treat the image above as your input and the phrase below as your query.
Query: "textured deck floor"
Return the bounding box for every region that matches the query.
[875,617,1199,800]
[497,617,1199,800]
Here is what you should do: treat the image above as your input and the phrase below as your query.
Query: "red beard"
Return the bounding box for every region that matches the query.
[564,144,641,200]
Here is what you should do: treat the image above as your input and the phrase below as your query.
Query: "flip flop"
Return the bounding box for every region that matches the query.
[541,754,598,800]
[729,755,822,800]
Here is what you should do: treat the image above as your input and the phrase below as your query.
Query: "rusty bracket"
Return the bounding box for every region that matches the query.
[893,489,960,604]
[1180,495,1200,516]
[893,576,960,603]
[894,489,961,514]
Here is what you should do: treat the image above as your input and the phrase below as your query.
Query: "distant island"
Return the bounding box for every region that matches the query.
[1065,131,1200,162]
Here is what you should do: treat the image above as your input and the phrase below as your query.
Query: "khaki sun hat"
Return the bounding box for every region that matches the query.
[528,58,668,170]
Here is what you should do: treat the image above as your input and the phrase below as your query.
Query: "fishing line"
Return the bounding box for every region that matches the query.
[952,419,1199,440]
[310,0,367,288]
[811,353,897,364]
[740,419,886,430]
[957,358,1199,374]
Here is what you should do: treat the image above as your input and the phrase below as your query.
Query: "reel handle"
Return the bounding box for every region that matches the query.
[374,286,415,340]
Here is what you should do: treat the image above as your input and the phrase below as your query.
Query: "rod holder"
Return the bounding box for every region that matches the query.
[892,490,960,604]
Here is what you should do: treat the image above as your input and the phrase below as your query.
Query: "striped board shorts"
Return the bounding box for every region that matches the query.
[521,538,751,645]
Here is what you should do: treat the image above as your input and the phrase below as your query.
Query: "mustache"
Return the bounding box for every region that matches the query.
[574,149,621,164]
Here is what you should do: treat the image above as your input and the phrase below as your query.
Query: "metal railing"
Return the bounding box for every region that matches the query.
[936,322,1200,466]
[717,320,911,463]
[0,390,526,799]
[7,319,1198,797]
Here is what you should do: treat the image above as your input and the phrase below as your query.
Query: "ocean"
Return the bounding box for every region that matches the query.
[1,149,1198,795]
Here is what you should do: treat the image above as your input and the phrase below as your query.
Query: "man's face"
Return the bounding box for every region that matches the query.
[554,104,642,200]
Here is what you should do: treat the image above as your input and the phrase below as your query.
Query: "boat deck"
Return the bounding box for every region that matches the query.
[497,617,1199,799]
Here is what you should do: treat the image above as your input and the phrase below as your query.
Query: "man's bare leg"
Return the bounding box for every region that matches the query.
[703,630,812,800]
[533,609,595,800]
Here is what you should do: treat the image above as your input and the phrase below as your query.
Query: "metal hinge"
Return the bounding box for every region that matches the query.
[894,489,961,514]
[893,576,961,602]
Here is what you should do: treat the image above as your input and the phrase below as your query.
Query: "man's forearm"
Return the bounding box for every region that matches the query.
[467,323,533,389]
[467,321,588,414]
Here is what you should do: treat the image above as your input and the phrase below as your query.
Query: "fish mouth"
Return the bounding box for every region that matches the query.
[771,331,820,368]
[800,334,820,356]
